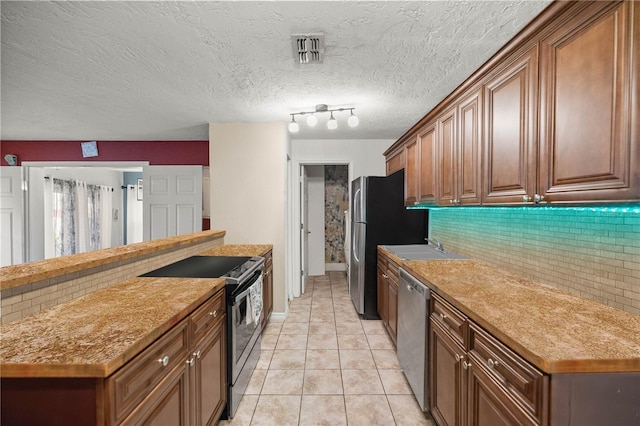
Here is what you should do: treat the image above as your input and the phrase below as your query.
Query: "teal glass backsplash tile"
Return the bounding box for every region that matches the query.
[430,206,640,315]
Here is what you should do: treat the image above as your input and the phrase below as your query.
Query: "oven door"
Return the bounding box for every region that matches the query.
[230,270,263,383]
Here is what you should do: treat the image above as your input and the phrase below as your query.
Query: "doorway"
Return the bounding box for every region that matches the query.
[297,163,350,297]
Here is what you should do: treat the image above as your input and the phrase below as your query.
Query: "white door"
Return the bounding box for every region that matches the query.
[143,166,202,241]
[0,167,24,266]
[300,167,309,294]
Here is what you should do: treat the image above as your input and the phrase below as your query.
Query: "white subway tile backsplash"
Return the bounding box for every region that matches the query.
[431,206,640,316]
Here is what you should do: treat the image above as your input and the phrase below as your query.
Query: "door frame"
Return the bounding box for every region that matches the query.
[21,161,148,262]
[288,160,352,301]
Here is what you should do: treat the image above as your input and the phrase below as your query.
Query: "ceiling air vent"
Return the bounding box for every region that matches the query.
[291,33,324,64]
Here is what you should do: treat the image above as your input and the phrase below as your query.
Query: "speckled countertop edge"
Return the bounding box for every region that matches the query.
[398,258,640,374]
[200,244,272,258]
[0,276,226,378]
[0,230,226,290]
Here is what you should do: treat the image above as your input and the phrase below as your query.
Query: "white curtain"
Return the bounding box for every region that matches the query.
[126,185,143,244]
[53,178,78,257]
[76,181,89,253]
[52,178,113,256]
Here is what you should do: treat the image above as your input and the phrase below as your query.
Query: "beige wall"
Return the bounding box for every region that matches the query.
[209,122,288,314]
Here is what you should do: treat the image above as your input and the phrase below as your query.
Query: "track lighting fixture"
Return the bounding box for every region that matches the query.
[288,116,300,133]
[288,104,358,132]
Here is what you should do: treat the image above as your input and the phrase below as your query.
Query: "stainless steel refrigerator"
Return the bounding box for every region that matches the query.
[349,170,428,319]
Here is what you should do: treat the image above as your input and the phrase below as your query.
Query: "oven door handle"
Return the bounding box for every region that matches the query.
[232,270,262,304]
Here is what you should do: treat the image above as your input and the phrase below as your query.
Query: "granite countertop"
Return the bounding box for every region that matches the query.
[200,244,272,258]
[0,276,225,378]
[401,259,640,374]
[0,230,226,291]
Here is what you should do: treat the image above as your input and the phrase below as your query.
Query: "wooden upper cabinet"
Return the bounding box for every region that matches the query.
[437,88,483,206]
[457,88,483,205]
[404,126,437,206]
[404,137,419,206]
[539,1,639,202]
[438,107,457,205]
[385,148,405,176]
[418,123,438,204]
[483,45,539,204]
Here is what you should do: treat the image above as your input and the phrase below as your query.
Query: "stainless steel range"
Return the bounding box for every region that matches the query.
[141,255,265,419]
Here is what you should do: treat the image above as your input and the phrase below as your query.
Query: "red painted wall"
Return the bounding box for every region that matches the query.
[0,141,209,166]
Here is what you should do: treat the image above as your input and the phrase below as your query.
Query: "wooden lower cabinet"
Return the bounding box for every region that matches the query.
[191,316,226,426]
[387,280,398,340]
[113,291,228,426]
[430,293,546,426]
[467,355,535,426]
[430,320,466,426]
[121,361,190,425]
[261,249,273,329]
[376,259,389,326]
[0,289,228,426]
[377,251,399,345]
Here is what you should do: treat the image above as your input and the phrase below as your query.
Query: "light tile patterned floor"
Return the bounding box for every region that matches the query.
[220,272,436,426]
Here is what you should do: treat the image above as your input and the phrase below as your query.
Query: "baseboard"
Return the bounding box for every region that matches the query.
[325,263,347,272]
[268,312,287,322]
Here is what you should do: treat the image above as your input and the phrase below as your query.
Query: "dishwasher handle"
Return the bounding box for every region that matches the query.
[399,268,430,299]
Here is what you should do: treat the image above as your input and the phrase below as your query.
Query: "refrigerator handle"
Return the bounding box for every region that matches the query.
[353,187,361,222]
[353,226,360,263]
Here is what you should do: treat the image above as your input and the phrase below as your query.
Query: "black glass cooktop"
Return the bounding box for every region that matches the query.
[140,256,251,279]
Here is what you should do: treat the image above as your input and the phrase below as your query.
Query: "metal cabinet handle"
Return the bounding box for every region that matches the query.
[186,358,195,367]
[534,193,545,204]
[455,354,462,362]
[382,273,388,279]
[406,284,413,292]
[209,310,217,317]
[157,355,169,367]
[487,358,499,369]
[439,313,447,321]
[523,195,532,202]
[194,350,202,359]
[462,360,472,370]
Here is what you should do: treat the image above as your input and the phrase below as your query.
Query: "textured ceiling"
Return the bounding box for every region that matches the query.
[1,1,552,141]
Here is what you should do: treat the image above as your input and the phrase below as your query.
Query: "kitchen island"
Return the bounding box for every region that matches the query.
[378,245,640,425]
[0,232,273,425]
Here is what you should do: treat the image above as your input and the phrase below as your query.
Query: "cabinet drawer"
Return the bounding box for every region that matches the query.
[107,319,190,424]
[191,289,226,344]
[469,322,546,423]
[431,293,467,347]
[386,258,399,278]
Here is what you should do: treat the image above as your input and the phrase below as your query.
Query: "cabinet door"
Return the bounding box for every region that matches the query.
[192,319,226,426]
[386,148,405,176]
[484,45,539,204]
[387,281,398,344]
[377,265,388,325]
[457,87,483,205]
[430,319,465,426]
[121,362,190,426]
[467,358,537,426]
[261,252,273,328]
[539,1,638,202]
[404,137,419,206]
[438,108,457,205]
[418,123,438,204]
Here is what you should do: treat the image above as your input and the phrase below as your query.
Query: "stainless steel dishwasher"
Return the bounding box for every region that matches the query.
[397,267,431,412]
